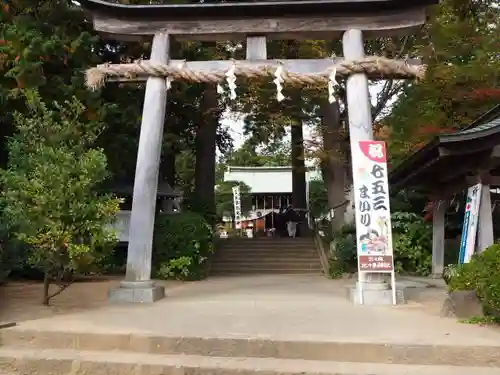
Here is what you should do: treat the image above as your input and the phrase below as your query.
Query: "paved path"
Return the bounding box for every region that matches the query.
[12,274,500,346]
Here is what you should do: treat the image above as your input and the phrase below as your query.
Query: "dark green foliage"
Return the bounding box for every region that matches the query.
[391,212,433,276]
[328,224,357,278]
[153,212,214,280]
[327,212,433,277]
[448,244,500,317]
[308,179,329,219]
[0,218,28,284]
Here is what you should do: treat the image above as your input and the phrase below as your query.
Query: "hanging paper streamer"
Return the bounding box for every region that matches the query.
[328,68,338,103]
[225,62,237,100]
[165,61,185,91]
[273,66,285,102]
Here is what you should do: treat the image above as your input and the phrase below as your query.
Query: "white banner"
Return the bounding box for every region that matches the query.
[459,183,482,264]
[232,185,242,229]
[352,141,396,304]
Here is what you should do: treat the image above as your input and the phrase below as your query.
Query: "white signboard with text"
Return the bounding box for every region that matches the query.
[352,141,396,304]
[232,185,242,229]
[459,183,482,264]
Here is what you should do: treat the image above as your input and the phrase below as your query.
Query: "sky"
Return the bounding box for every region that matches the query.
[222,81,390,150]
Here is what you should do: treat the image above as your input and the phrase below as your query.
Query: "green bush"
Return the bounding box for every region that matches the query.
[0,197,32,283]
[449,244,500,316]
[0,222,26,284]
[327,212,432,278]
[153,212,214,280]
[328,224,357,278]
[392,212,432,276]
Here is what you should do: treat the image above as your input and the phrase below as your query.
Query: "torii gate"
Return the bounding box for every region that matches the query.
[80,0,437,303]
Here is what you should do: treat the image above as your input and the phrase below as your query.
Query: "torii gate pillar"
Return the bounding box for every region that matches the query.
[109,33,170,303]
[343,29,401,304]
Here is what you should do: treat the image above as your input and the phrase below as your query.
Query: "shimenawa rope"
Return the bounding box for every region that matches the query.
[85,56,425,90]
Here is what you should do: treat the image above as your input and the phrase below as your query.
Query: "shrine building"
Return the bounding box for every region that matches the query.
[222,166,321,233]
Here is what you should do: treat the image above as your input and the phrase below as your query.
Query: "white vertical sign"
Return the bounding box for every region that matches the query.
[352,141,396,305]
[232,185,242,229]
[458,183,482,264]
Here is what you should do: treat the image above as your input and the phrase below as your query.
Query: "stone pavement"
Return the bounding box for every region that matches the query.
[5,274,500,344]
[1,274,500,374]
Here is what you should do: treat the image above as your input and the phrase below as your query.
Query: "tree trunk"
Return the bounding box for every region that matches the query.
[42,271,50,306]
[194,83,219,221]
[161,146,176,187]
[319,101,349,232]
[291,121,307,210]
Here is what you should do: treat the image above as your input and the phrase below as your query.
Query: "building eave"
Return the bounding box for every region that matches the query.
[79,0,439,21]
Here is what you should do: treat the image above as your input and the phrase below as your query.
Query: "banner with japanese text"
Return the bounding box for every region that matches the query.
[352,141,394,272]
[232,185,242,229]
[458,183,482,264]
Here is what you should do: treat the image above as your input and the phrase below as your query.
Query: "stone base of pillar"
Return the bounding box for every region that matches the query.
[346,281,406,305]
[108,280,165,303]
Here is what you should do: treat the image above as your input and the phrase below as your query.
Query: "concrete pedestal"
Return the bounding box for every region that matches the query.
[109,281,165,303]
[347,277,406,305]
[347,283,406,305]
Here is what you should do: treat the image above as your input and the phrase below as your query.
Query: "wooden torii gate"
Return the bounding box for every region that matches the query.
[80,0,437,303]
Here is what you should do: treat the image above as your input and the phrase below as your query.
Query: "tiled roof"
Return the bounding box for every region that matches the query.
[452,117,500,135]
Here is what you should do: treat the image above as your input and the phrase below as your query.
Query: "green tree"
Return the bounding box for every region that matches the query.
[308,178,329,218]
[0,92,120,305]
[385,0,500,160]
[218,138,291,170]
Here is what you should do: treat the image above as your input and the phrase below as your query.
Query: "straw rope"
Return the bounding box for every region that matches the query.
[85,56,425,90]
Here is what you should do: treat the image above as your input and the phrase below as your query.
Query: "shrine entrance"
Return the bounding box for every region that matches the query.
[80,0,437,303]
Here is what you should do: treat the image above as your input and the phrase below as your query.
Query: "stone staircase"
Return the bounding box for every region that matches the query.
[0,326,499,374]
[210,237,323,275]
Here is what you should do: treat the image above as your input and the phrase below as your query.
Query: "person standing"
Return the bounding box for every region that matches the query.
[284,205,298,238]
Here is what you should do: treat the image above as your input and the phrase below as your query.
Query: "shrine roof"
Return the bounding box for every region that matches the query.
[79,0,438,20]
[389,106,500,193]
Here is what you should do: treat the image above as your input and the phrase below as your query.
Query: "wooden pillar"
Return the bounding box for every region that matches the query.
[477,185,494,253]
[110,32,169,303]
[431,200,447,278]
[342,29,373,141]
[343,29,387,292]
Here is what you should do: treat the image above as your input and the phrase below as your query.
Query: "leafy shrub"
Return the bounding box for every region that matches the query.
[392,212,432,276]
[328,224,357,278]
[443,263,460,285]
[0,219,27,284]
[153,212,214,280]
[327,212,432,277]
[449,244,500,316]
[0,93,120,304]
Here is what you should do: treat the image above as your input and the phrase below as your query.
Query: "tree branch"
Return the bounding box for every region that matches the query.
[47,280,73,301]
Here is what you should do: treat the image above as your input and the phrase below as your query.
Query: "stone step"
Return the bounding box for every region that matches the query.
[210,269,323,275]
[213,254,319,260]
[220,238,314,242]
[213,254,318,260]
[2,329,500,367]
[214,256,319,266]
[217,247,315,252]
[0,348,497,375]
[219,240,314,245]
[218,239,315,245]
[210,263,321,270]
[215,248,317,254]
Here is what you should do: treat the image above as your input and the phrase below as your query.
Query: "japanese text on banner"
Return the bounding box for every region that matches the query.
[352,141,394,272]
